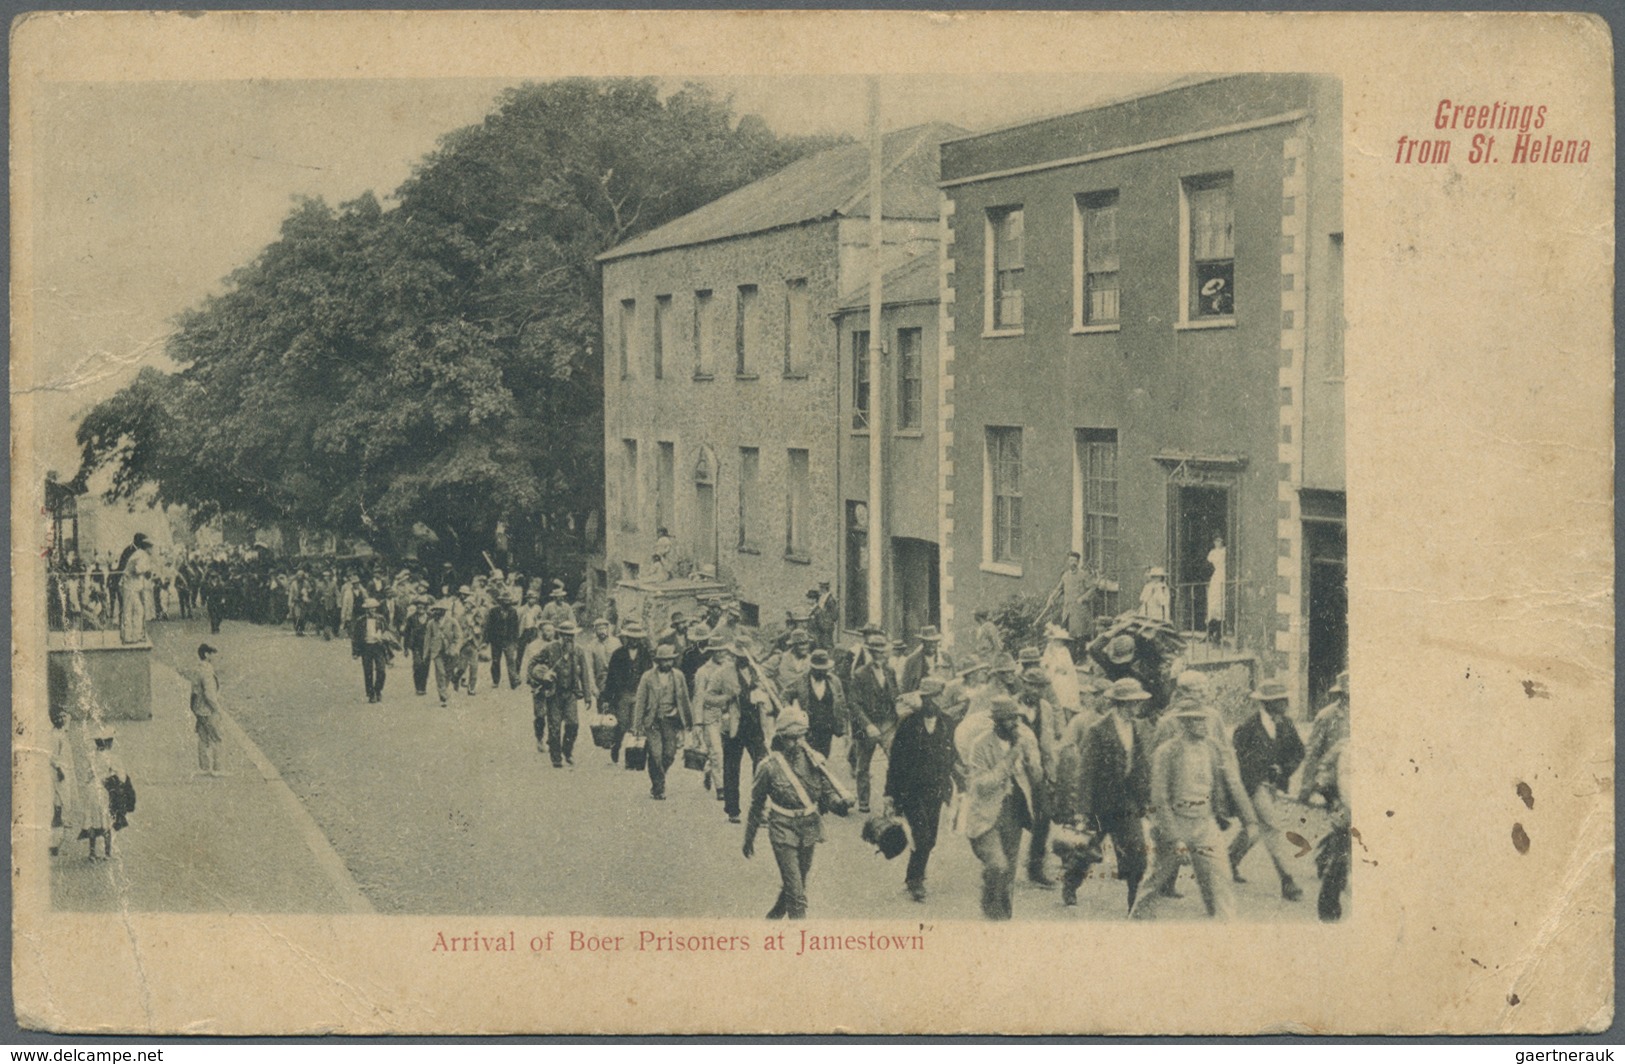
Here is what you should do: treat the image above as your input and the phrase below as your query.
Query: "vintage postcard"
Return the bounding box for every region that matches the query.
[9,10,1613,1036]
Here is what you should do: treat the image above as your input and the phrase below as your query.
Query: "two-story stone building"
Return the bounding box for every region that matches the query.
[598,124,961,631]
[938,74,1344,709]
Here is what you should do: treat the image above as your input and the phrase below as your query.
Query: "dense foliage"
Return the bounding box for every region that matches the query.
[74,79,843,566]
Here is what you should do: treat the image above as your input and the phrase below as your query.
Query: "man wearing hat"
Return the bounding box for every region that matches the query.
[1229,680,1307,900]
[679,623,711,691]
[585,618,621,707]
[692,636,742,797]
[884,676,956,901]
[484,589,523,691]
[742,706,852,919]
[1059,550,1102,644]
[353,597,390,703]
[847,628,901,813]
[117,532,156,644]
[600,622,653,763]
[539,582,575,631]
[722,637,772,822]
[785,649,848,759]
[403,595,433,697]
[766,628,814,694]
[537,620,592,767]
[1132,706,1255,920]
[961,695,1043,919]
[1068,677,1157,912]
[1017,665,1063,886]
[806,582,836,650]
[900,626,955,694]
[424,600,459,705]
[1299,672,1350,805]
[451,586,481,695]
[632,643,693,798]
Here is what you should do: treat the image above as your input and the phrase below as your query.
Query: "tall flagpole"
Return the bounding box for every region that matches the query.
[865,78,886,631]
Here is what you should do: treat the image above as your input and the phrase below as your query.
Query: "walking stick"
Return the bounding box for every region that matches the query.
[738,645,855,806]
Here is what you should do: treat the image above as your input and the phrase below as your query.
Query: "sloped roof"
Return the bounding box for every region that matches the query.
[836,251,940,312]
[599,122,966,263]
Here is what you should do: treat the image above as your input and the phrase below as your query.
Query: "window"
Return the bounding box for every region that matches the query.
[618,299,636,379]
[652,295,672,379]
[1076,192,1120,326]
[737,446,761,552]
[693,289,715,377]
[619,439,640,532]
[735,284,760,376]
[784,279,810,376]
[987,207,1024,331]
[1184,175,1234,319]
[985,427,1023,567]
[1075,429,1121,615]
[655,441,675,534]
[786,448,810,560]
[851,330,871,431]
[895,327,922,431]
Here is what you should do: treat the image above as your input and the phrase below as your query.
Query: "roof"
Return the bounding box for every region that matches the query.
[599,122,967,263]
[835,252,940,313]
[939,74,1330,187]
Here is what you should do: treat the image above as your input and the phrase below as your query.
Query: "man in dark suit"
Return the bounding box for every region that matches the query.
[1229,679,1307,901]
[784,649,847,758]
[1069,677,1156,911]
[847,629,900,813]
[883,677,957,901]
[899,626,955,694]
[601,622,653,763]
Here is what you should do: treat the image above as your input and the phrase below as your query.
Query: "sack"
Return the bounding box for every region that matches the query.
[623,735,648,771]
[589,714,619,750]
[683,744,709,772]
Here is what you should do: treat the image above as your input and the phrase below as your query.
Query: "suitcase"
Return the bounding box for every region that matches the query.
[682,745,709,772]
[589,714,619,750]
[622,736,648,771]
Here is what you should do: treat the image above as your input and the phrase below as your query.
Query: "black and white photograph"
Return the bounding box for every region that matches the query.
[35,68,1347,926]
[11,10,1611,1037]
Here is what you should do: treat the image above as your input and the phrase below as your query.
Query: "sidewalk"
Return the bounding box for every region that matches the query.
[50,653,373,914]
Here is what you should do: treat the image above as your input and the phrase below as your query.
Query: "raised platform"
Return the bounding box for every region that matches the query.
[47,630,154,721]
[613,576,731,637]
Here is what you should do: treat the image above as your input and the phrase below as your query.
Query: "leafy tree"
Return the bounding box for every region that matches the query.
[74,79,845,571]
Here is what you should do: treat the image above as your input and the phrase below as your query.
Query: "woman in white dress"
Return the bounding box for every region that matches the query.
[1206,537,1227,644]
[1040,623,1081,719]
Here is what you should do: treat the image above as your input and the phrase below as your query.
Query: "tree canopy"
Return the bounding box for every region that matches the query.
[74,78,844,565]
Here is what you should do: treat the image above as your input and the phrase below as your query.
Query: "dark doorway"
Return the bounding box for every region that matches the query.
[1169,484,1233,634]
[1306,518,1348,708]
[892,537,940,642]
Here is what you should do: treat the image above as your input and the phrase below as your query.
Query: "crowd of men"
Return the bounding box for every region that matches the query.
[59,539,1350,924]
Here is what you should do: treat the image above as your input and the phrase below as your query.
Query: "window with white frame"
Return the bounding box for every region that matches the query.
[987,206,1025,332]
[1184,175,1235,320]
[985,426,1023,567]
[1075,192,1120,327]
[895,327,922,431]
[851,329,871,431]
[1074,428,1121,615]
